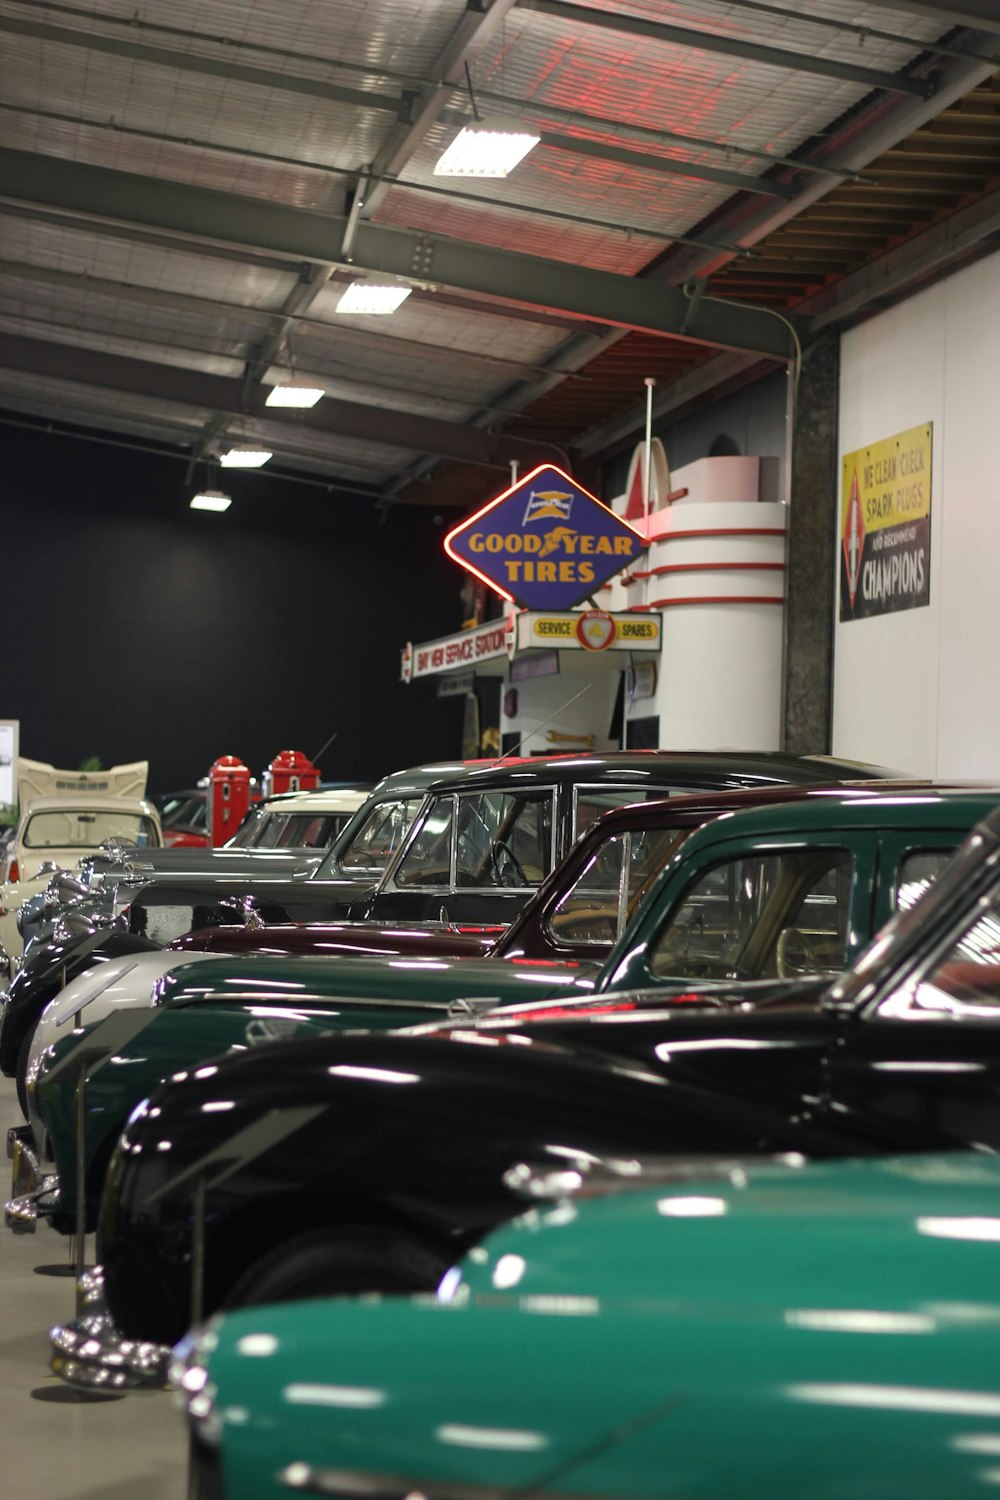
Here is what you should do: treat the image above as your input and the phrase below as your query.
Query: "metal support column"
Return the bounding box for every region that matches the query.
[783,332,840,754]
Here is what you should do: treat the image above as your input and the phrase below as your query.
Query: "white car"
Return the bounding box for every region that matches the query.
[226,787,369,850]
[0,760,162,964]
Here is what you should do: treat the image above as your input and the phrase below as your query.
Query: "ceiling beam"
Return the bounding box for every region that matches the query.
[802,182,1000,330]
[464,35,997,480]
[0,14,401,114]
[854,0,1000,35]
[526,127,795,199]
[357,0,520,233]
[2,10,783,210]
[516,0,933,96]
[0,332,563,471]
[0,99,781,235]
[0,149,800,360]
[714,0,1000,64]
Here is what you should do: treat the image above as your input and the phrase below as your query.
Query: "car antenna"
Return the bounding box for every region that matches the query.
[497,685,593,762]
[310,729,339,764]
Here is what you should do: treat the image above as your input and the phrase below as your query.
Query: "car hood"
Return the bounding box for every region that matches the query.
[114,847,327,877]
[157,951,597,1010]
[169,922,497,960]
[191,1150,1000,1500]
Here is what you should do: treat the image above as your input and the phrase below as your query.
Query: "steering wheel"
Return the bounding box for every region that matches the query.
[490,839,529,887]
[776,926,822,978]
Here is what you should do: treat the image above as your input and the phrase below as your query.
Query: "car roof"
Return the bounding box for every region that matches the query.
[258,789,369,812]
[376,750,914,797]
[653,785,1000,850]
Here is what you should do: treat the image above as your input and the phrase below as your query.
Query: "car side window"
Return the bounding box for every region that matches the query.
[547,827,688,947]
[880,890,1000,1018]
[393,797,456,887]
[455,791,554,889]
[647,846,855,982]
[896,848,956,911]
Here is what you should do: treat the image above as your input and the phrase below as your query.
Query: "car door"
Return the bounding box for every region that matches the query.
[603,831,877,992]
[372,787,557,925]
[825,879,1000,1152]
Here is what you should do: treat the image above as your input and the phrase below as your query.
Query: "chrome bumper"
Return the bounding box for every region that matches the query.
[5,1127,59,1233]
[50,1266,171,1392]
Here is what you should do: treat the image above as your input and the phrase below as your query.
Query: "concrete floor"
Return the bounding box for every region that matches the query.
[0,1073,187,1500]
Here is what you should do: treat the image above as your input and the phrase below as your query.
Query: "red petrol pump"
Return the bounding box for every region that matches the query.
[207,755,251,845]
[265,749,321,797]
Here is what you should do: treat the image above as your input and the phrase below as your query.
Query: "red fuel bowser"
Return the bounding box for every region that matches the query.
[207,755,251,845]
[265,748,321,797]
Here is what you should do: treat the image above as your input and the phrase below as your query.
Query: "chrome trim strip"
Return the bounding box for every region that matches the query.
[504,1152,807,1200]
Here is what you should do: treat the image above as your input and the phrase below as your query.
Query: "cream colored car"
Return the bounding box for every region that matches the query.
[0,760,161,965]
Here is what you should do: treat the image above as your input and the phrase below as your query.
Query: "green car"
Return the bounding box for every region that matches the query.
[25,787,998,1231]
[176,1149,1000,1500]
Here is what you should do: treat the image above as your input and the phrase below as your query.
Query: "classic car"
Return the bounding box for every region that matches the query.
[1,751,893,1077]
[222,786,368,851]
[0,758,460,1075]
[11,787,371,960]
[0,758,162,961]
[174,1149,1000,1500]
[20,782,972,1232]
[43,789,1000,1384]
[154,787,210,848]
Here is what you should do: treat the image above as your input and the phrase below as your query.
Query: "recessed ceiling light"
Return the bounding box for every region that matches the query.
[265,382,325,408]
[336,281,412,316]
[219,447,273,468]
[434,115,540,178]
[190,489,232,512]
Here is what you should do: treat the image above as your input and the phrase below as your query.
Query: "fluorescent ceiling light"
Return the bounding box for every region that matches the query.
[336,280,412,316]
[265,382,325,408]
[434,114,540,178]
[219,447,273,468]
[190,489,232,513]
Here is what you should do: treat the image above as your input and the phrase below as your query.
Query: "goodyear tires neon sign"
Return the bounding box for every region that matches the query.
[445,463,646,611]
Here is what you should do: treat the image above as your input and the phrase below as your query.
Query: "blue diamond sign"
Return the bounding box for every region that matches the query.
[444,463,646,612]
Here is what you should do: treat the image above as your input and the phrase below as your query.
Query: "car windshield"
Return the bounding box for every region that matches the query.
[157,794,205,830]
[251,811,349,850]
[23,810,159,849]
[534,826,690,948]
[321,796,425,876]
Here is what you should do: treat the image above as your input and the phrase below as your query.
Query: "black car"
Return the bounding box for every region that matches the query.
[68,803,1000,1389]
[1,750,890,1081]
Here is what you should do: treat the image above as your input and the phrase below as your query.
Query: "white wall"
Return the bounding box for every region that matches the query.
[833,247,1000,779]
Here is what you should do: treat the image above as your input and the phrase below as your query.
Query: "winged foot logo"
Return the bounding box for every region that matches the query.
[523,488,574,523]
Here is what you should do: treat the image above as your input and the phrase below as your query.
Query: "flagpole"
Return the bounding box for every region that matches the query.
[643,377,656,523]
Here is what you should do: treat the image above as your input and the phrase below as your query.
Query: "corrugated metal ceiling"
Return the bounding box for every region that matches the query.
[0,0,996,508]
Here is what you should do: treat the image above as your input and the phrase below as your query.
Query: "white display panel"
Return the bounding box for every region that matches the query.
[0,721,18,809]
[833,245,1000,780]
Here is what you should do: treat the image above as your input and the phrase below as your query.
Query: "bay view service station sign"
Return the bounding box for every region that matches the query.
[400,611,662,684]
[444,463,646,611]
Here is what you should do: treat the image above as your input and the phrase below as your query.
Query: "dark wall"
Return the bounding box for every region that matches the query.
[1,420,466,791]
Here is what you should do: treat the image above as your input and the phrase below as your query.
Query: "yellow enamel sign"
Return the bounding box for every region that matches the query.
[840,423,932,621]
